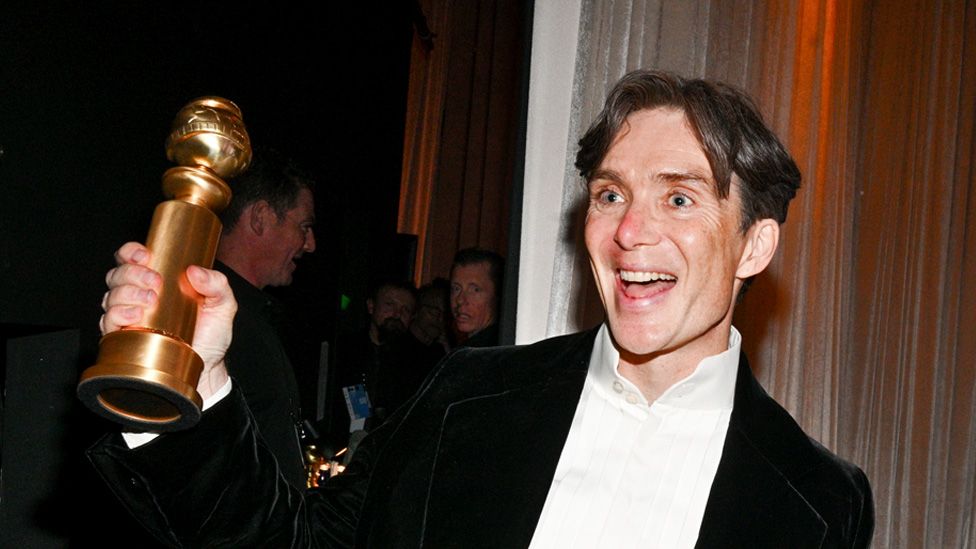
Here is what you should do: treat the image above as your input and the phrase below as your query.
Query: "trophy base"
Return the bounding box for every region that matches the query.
[78,329,204,432]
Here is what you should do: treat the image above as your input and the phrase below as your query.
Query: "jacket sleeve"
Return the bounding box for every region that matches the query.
[87,386,364,548]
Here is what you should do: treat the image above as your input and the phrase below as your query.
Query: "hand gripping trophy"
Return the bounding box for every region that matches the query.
[77,97,251,431]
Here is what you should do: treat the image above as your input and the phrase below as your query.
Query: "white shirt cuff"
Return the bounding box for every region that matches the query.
[121,378,234,449]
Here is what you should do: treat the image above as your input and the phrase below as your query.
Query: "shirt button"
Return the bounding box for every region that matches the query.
[625,393,638,405]
[612,381,624,393]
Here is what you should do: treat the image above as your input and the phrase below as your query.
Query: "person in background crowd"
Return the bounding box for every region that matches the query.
[332,280,416,437]
[370,279,452,418]
[450,247,504,348]
[211,147,316,490]
[410,278,452,354]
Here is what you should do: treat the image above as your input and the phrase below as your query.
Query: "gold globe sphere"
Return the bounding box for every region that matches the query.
[165,97,251,180]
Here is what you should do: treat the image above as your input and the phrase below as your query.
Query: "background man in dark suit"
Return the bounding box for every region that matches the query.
[210,148,317,489]
[332,280,417,439]
[89,70,873,547]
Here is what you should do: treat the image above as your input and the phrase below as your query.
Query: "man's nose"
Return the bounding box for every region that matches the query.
[613,203,662,250]
[304,229,316,253]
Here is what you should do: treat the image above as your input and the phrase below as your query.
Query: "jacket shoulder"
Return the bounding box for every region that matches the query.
[792,438,875,547]
[421,329,597,399]
[733,357,874,547]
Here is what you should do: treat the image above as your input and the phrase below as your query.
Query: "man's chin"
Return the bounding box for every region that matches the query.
[607,322,669,358]
[265,272,293,288]
[378,320,407,341]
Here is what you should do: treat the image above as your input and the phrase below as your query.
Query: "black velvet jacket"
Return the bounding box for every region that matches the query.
[88,328,873,548]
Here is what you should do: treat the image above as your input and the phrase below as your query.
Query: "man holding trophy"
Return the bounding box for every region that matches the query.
[86,71,873,547]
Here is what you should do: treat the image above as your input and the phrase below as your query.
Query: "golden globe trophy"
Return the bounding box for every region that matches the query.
[77,97,251,431]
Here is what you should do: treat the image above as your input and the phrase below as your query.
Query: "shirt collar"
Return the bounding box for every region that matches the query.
[588,323,740,411]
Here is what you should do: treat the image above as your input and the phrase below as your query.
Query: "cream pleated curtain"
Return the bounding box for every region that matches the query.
[518,0,976,546]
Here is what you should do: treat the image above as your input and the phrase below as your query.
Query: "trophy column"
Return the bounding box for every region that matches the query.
[78,97,251,431]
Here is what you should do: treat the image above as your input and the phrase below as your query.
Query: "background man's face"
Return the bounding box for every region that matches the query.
[584,107,752,366]
[369,286,416,338]
[257,187,317,287]
[413,293,446,339]
[450,262,496,336]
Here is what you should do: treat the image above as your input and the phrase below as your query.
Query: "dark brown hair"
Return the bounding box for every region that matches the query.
[576,70,800,231]
[451,248,505,296]
[220,147,316,231]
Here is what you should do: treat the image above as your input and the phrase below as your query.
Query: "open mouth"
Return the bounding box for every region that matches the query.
[619,269,676,299]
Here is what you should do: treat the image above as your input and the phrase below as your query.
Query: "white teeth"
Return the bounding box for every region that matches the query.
[620,270,676,283]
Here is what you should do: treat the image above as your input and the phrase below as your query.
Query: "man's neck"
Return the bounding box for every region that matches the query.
[216,245,264,289]
[614,328,732,403]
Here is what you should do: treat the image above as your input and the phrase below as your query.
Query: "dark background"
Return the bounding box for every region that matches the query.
[0,1,418,544]
[0,0,417,365]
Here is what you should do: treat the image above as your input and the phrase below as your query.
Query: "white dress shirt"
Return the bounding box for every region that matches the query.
[529,324,741,549]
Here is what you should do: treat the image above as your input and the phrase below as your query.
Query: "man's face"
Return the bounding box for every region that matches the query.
[259,187,316,287]
[413,293,446,339]
[368,286,416,338]
[584,107,765,367]
[450,262,496,336]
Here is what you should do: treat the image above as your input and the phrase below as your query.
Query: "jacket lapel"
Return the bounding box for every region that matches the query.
[419,332,593,547]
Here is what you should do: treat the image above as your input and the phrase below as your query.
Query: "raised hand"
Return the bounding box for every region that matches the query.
[100,242,236,400]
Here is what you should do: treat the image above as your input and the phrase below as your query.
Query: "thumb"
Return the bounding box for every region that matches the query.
[186,265,233,306]
[184,265,237,376]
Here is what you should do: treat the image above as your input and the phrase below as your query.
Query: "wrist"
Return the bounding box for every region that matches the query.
[197,360,229,401]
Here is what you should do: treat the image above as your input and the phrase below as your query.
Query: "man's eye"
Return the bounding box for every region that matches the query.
[668,193,694,208]
[598,190,623,203]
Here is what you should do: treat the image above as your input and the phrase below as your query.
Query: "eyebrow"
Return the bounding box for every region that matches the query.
[588,168,714,189]
[587,168,623,185]
[657,169,713,188]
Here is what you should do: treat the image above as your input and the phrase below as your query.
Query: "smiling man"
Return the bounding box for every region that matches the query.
[581,106,777,402]
[89,71,872,548]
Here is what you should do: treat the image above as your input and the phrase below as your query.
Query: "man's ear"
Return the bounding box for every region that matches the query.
[246,200,273,236]
[366,298,375,316]
[736,219,779,280]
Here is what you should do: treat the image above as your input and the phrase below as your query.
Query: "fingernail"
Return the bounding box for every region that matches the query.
[123,306,140,318]
[132,249,147,263]
[187,265,206,282]
[142,271,160,286]
[138,289,153,303]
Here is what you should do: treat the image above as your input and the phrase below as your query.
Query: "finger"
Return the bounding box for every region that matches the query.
[100,303,146,335]
[101,284,158,312]
[113,242,151,267]
[105,262,162,292]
